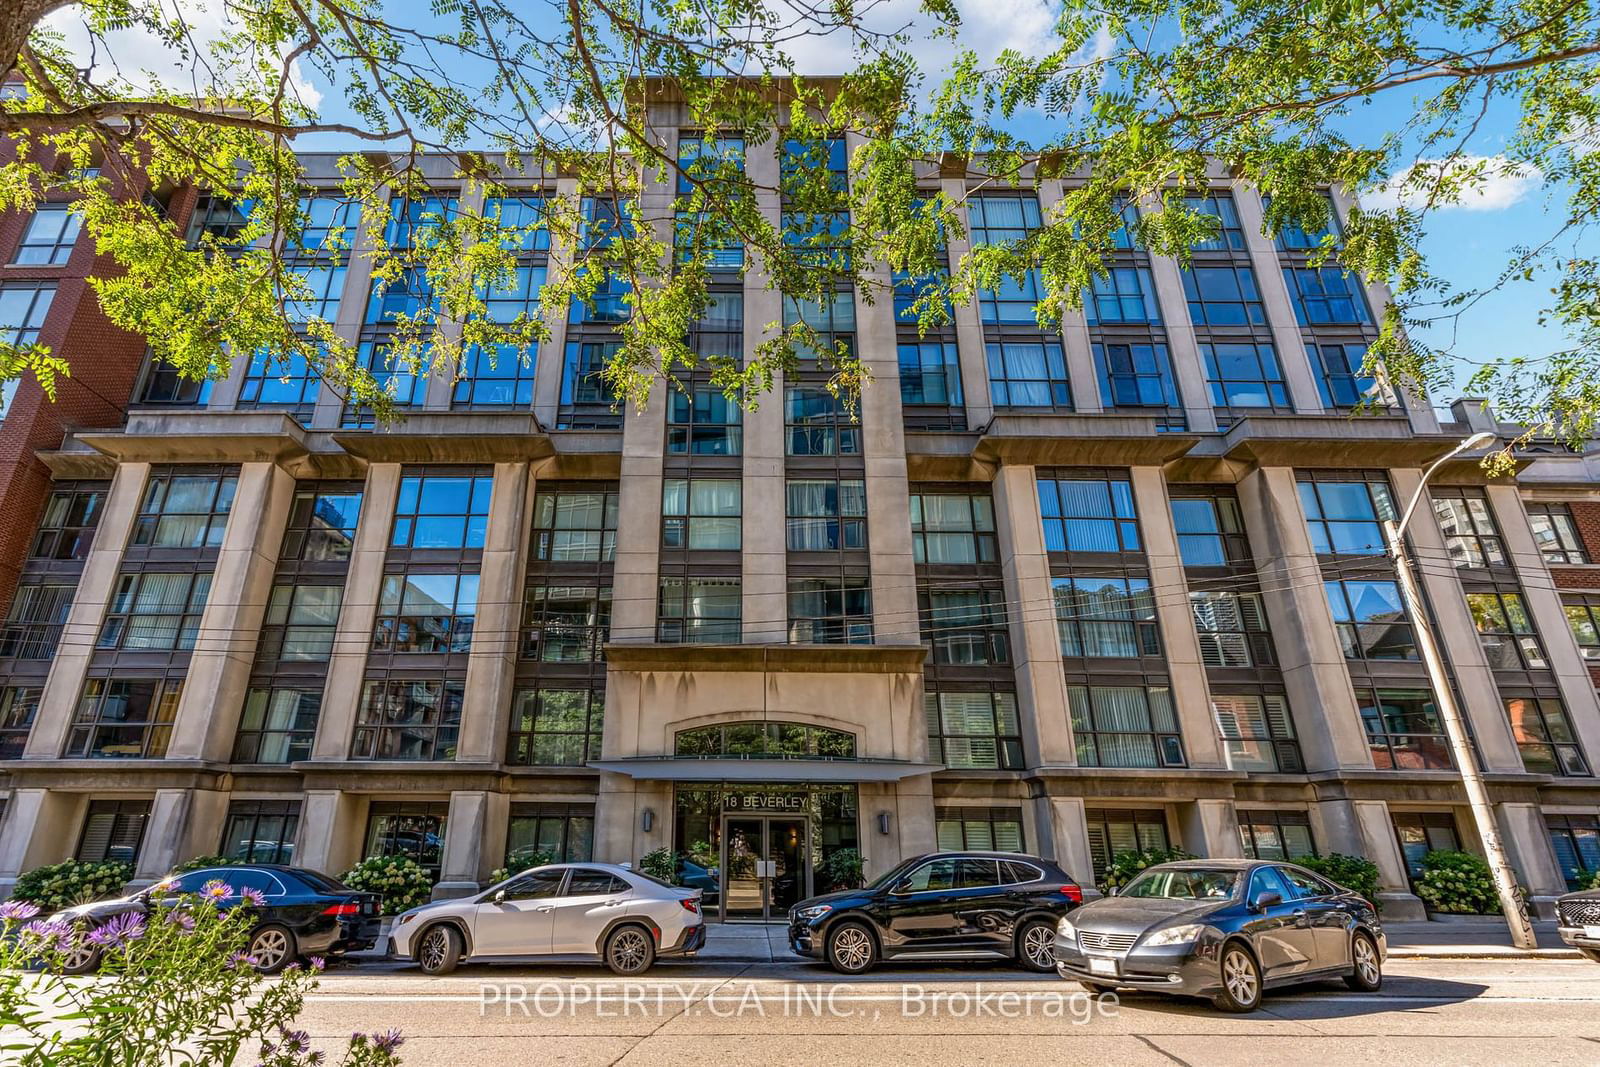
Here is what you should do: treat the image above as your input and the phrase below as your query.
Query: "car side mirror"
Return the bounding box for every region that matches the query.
[1252,890,1282,913]
[493,890,507,905]
[890,878,913,895]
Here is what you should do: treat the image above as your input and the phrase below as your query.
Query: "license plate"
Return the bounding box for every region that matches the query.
[1088,957,1118,977]
[1584,925,1600,940]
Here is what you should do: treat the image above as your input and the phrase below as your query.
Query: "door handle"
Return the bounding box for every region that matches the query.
[603,900,623,907]
[535,905,554,913]
[1292,909,1309,926]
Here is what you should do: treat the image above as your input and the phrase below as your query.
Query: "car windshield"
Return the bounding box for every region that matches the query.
[1121,868,1240,900]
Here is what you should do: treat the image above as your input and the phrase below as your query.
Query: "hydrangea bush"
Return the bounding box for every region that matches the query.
[1415,849,1504,914]
[340,856,434,915]
[0,879,405,1065]
[487,847,555,886]
[11,859,133,910]
[1296,853,1383,910]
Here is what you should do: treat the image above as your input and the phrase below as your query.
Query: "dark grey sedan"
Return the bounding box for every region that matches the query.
[1053,859,1385,1012]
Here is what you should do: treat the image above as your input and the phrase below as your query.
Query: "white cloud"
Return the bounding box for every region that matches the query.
[767,0,1062,77]
[1366,154,1542,213]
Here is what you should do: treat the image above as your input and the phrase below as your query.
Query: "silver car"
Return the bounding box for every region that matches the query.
[389,863,706,975]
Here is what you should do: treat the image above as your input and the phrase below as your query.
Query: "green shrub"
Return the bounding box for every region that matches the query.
[487,847,556,886]
[1415,849,1502,914]
[685,839,717,869]
[340,856,435,915]
[1582,868,1600,891]
[12,859,133,910]
[639,846,677,884]
[172,854,240,874]
[819,848,864,892]
[1101,848,1193,894]
[1296,853,1383,910]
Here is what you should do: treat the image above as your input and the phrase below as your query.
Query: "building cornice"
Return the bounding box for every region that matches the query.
[602,642,930,674]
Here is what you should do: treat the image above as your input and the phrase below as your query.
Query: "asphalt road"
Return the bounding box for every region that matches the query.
[291,955,1600,1066]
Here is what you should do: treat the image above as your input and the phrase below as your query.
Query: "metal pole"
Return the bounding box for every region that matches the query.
[1381,429,1537,949]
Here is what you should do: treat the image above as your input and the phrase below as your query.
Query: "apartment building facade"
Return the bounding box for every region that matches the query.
[1,89,1599,920]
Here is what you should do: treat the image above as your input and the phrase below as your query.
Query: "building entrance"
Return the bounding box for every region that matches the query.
[722,816,808,921]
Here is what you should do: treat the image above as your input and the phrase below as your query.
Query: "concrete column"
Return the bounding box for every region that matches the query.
[741,135,787,642]
[457,462,532,763]
[940,178,994,427]
[1177,799,1242,858]
[423,185,486,410]
[1390,468,1523,772]
[0,790,87,894]
[1045,796,1097,892]
[1496,801,1567,917]
[132,787,228,884]
[991,464,1076,766]
[310,464,399,760]
[1485,483,1600,767]
[531,176,581,427]
[481,792,510,877]
[294,790,365,879]
[1140,193,1218,432]
[1352,799,1426,919]
[593,775,669,867]
[886,774,935,872]
[25,462,148,758]
[309,219,379,431]
[1236,467,1374,771]
[1231,183,1324,414]
[611,381,666,644]
[168,462,297,762]
[435,790,491,898]
[1130,466,1224,767]
[1038,179,1101,412]
[207,348,251,411]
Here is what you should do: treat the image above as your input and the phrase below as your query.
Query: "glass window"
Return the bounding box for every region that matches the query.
[1503,697,1589,776]
[261,582,342,661]
[1432,488,1506,568]
[290,195,357,253]
[785,386,861,456]
[1546,813,1600,891]
[98,571,212,651]
[1298,475,1396,555]
[1392,811,1461,877]
[30,482,105,560]
[342,341,421,425]
[0,686,41,759]
[76,800,151,863]
[675,722,856,759]
[1274,197,1339,250]
[780,137,848,193]
[232,686,321,764]
[481,195,550,253]
[657,577,741,643]
[531,487,619,562]
[392,472,493,550]
[1246,865,1296,905]
[186,194,253,249]
[282,264,345,323]
[564,869,628,896]
[968,195,1045,325]
[374,572,479,654]
[220,800,301,865]
[136,356,213,407]
[785,479,866,551]
[788,577,873,644]
[1526,503,1588,564]
[668,387,742,455]
[1037,474,1140,553]
[384,194,458,249]
[363,266,437,327]
[1190,591,1273,667]
[1214,694,1302,773]
[1325,578,1418,660]
[925,691,1023,770]
[1284,265,1370,326]
[898,341,963,409]
[1564,599,1600,661]
[1309,341,1386,409]
[521,583,611,662]
[662,478,741,550]
[910,492,997,566]
[65,679,184,758]
[1170,494,1248,566]
[1183,264,1266,327]
[781,210,850,267]
[559,340,623,427]
[1202,341,1287,410]
[507,687,603,766]
[1359,688,1453,771]
[567,270,631,325]
[1085,808,1170,885]
[986,341,1070,409]
[0,581,74,658]
[935,807,1025,852]
[280,486,362,562]
[13,205,82,265]
[1069,685,1185,768]
[507,804,594,866]
[0,283,55,348]
[1186,193,1248,251]
[921,586,1010,665]
[364,801,448,874]
[454,342,538,408]
[1086,266,1161,325]
[1094,342,1178,409]
[352,678,463,760]
[1466,591,1547,670]
[132,470,238,549]
[1054,576,1159,657]
[239,347,320,414]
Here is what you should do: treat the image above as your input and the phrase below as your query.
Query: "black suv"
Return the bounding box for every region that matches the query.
[787,851,1082,973]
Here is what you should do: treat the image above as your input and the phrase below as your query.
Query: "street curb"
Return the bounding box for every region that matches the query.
[1387,950,1581,960]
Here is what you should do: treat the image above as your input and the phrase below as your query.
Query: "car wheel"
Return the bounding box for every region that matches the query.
[248,924,296,974]
[826,921,877,975]
[59,931,103,975]
[417,924,462,976]
[1344,931,1382,992]
[604,924,656,976]
[1016,918,1057,973]
[1212,942,1262,1013]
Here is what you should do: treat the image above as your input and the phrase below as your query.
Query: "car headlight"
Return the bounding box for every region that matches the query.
[1141,923,1206,948]
[1056,915,1077,939]
[795,904,833,920]
[396,912,417,926]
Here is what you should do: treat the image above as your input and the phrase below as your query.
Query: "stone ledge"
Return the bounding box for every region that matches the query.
[602,641,930,673]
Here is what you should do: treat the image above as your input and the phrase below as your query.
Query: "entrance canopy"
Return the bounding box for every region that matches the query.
[588,757,941,782]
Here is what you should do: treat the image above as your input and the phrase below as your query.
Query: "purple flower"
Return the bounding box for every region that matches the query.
[201,879,234,903]
[86,911,145,950]
[309,956,326,972]
[0,900,40,922]
[308,1052,325,1066]
[165,909,195,931]
[370,1029,404,1054]
[238,887,267,908]
[19,918,73,954]
[279,1029,310,1053]
[226,950,258,969]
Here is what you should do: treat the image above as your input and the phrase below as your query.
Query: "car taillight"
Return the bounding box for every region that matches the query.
[680,898,700,914]
[1058,885,1083,904]
[322,902,360,917]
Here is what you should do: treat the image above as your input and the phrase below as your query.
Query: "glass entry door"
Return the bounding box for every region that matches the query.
[721,816,808,921]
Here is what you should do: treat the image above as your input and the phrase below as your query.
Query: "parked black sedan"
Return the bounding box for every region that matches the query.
[1555,886,1600,962]
[52,864,381,974]
[788,851,1083,974]
[1053,859,1385,1012]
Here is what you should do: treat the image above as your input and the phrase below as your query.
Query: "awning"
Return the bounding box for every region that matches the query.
[587,758,943,782]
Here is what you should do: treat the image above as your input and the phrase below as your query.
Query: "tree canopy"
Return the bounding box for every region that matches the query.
[1,0,1597,460]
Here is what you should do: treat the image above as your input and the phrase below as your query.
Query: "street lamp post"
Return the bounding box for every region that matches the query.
[1382,428,1538,950]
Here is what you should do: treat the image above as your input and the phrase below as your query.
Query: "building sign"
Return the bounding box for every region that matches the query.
[723,791,807,813]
